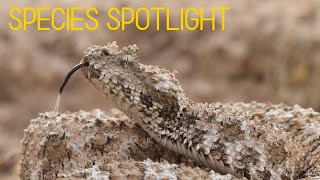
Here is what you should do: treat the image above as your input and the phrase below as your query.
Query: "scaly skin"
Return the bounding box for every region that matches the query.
[79,42,315,179]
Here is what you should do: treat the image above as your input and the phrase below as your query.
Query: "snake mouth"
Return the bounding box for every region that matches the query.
[80,63,101,81]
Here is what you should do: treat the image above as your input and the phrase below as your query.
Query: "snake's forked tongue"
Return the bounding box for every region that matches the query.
[54,61,89,112]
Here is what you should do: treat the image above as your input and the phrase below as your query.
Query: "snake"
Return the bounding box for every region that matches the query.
[56,41,320,179]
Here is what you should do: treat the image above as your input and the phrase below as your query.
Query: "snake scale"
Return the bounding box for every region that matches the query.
[57,41,320,179]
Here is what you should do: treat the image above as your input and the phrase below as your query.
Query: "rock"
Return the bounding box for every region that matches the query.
[20,109,238,180]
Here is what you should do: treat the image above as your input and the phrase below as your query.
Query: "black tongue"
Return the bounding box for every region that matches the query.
[59,61,89,94]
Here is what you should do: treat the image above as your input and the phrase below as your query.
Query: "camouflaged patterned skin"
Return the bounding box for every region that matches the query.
[78,42,319,179]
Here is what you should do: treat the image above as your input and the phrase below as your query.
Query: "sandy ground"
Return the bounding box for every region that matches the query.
[1,0,320,179]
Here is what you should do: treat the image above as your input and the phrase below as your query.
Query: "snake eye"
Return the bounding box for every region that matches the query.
[124,58,129,65]
[120,54,133,67]
[120,57,129,67]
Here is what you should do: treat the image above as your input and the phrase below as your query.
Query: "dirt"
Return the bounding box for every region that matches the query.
[1,0,320,179]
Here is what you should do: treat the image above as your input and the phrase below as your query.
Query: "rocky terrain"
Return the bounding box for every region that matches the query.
[20,109,236,180]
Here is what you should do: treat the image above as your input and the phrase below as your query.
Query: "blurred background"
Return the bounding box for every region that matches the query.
[1,0,320,179]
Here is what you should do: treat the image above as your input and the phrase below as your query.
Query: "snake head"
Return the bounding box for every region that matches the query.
[81,41,184,97]
[80,41,186,117]
[81,41,140,80]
